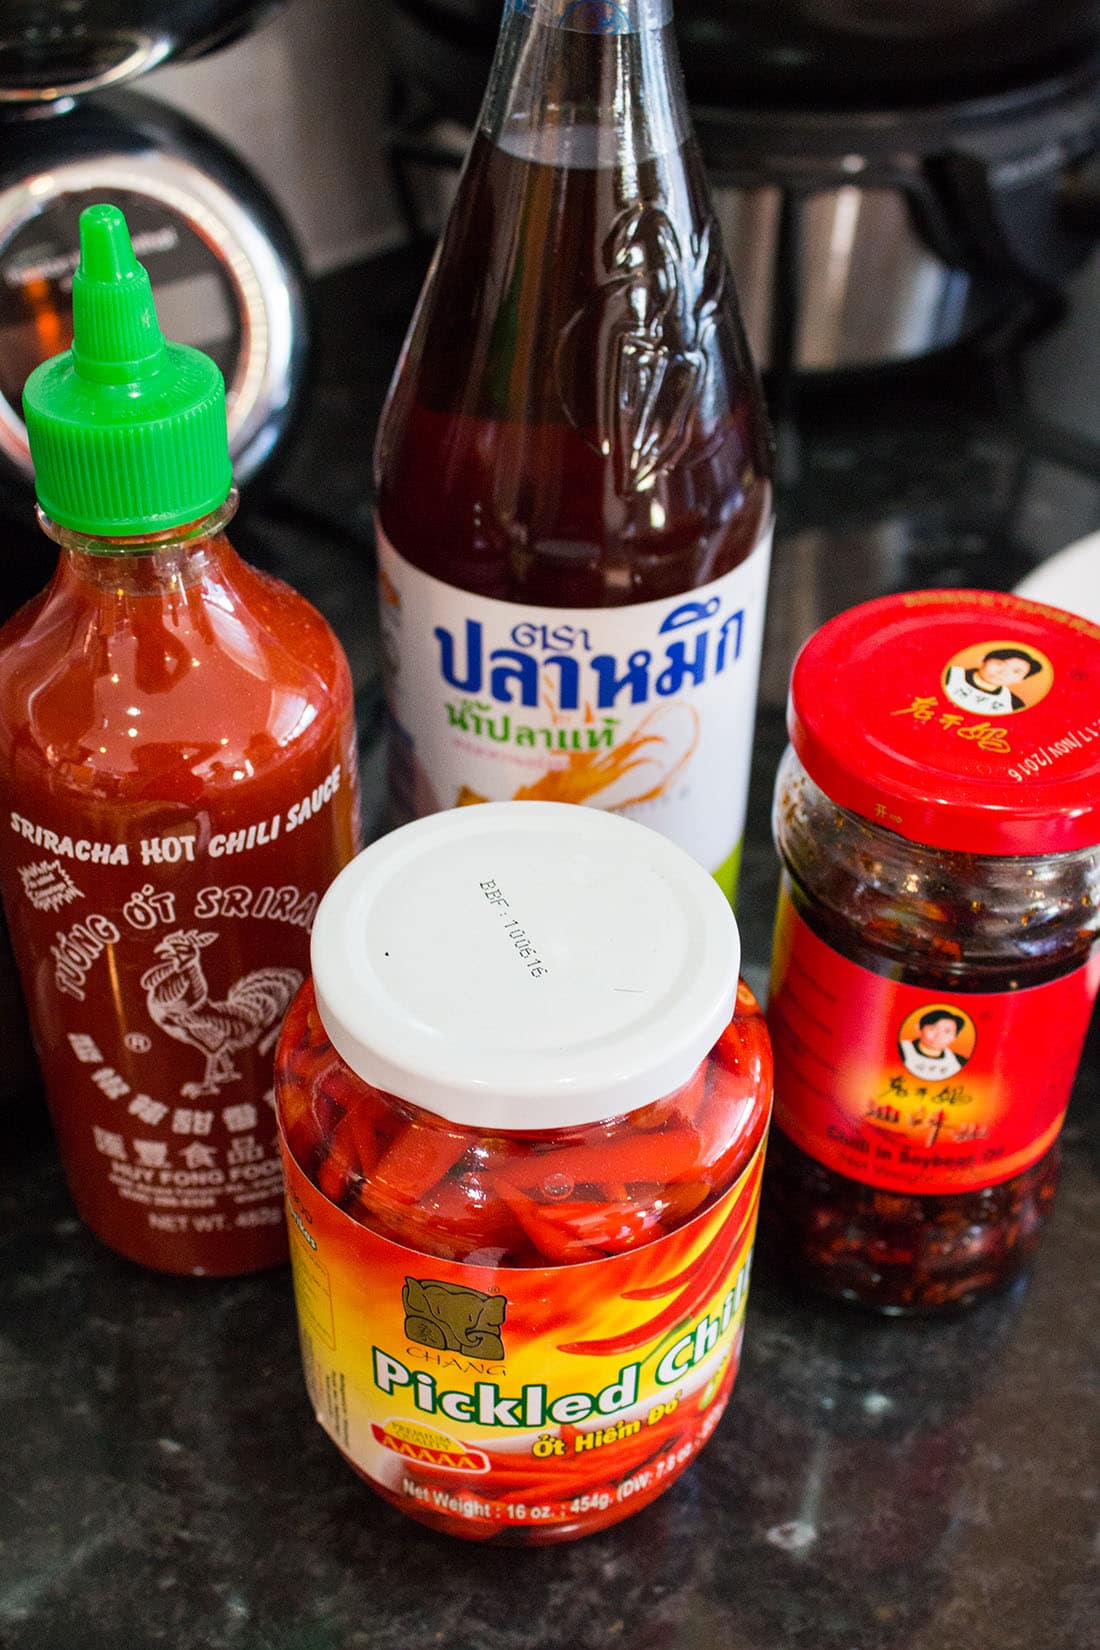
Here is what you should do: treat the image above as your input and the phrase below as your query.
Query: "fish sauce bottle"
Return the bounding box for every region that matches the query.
[0,205,360,1275]
[375,0,774,897]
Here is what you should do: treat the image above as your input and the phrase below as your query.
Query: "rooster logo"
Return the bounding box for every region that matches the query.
[139,930,302,1099]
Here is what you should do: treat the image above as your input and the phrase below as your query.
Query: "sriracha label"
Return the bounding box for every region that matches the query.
[280,1132,764,1535]
[1,743,358,1274]
[378,529,772,899]
[767,884,1100,1195]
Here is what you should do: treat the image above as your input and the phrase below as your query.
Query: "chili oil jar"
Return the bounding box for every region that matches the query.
[275,801,772,1542]
[764,590,1100,1313]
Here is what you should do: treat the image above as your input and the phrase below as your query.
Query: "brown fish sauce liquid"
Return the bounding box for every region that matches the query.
[376,129,772,605]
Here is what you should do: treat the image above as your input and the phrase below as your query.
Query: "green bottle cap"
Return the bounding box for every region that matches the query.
[23,203,232,537]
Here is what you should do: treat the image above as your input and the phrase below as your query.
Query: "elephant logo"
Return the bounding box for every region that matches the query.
[403,1278,507,1361]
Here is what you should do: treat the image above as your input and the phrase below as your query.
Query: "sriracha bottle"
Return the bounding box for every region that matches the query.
[375,0,773,897]
[0,206,360,1275]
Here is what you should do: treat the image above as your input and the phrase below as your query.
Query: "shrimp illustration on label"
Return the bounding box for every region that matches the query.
[457,701,701,812]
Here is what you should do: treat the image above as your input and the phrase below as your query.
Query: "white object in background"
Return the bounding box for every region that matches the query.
[1015,533,1100,626]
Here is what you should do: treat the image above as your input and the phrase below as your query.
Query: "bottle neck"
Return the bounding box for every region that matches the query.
[521,0,672,28]
[38,492,238,596]
[482,0,688,169]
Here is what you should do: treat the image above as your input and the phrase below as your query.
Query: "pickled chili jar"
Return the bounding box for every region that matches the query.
[275,801,772,1542]
[764,590,1100,1313]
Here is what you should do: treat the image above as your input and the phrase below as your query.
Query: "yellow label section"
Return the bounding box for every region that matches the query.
[713,836,743,904]
[287,1209,336,1350]
[282,1133,766,1536]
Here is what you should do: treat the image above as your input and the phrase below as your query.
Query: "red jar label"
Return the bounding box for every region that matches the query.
[280,1131,765,1538]
[767,885,1100,1195]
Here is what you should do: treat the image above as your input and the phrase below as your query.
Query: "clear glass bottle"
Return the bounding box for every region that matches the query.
[375,0,773,899]
[763,591,1100,1312]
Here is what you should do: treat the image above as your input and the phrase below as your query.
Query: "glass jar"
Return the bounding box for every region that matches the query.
[275,802,772,1542]
[763,590,1100,1313]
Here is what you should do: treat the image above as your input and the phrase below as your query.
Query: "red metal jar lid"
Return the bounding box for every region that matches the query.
[788,589,1100,856]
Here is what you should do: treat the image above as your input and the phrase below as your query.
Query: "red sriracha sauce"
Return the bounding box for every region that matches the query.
[0,205,360,1275]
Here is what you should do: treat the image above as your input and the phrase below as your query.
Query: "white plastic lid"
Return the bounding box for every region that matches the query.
[310,802,741,1131]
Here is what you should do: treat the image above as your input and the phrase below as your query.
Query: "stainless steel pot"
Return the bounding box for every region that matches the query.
[680,0,1100,102]
[714,186,975,371]
[695,65,1100,369]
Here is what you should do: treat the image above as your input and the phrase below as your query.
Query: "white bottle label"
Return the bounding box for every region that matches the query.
[377,528,772,896]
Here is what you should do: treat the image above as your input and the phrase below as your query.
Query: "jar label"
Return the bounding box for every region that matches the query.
[377,528,772,898]
[280,1132,765,1536]
[767,883,1100,1195]
[0,725,359,1271]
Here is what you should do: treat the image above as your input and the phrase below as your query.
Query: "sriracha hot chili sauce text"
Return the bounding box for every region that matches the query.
[374,0,773,899]
[275,803,773,1541]
[763,591,1100,1312]
[0,206,360,1275]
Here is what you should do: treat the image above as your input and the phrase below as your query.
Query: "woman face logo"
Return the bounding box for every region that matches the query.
[942,639,1054,716]
[898,1005,976,1081]
[916,1014,959,1052]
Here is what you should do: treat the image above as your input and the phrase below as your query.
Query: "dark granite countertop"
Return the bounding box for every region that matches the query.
[1,249,1098,1650]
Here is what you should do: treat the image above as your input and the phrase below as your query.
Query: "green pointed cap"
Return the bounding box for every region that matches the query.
[23,203,232,537]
